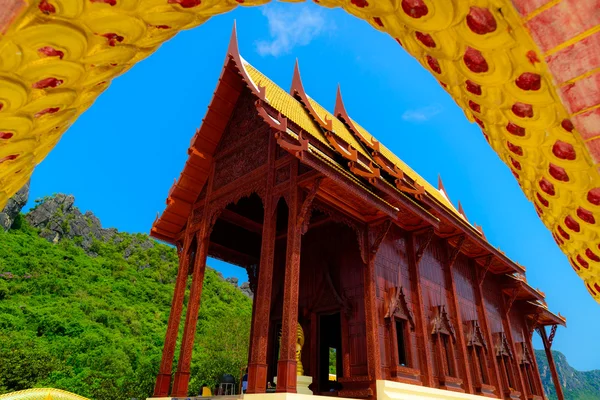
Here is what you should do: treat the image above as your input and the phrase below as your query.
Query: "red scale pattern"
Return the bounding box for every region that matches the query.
[426,55,441,74]
[577,207,595,224]
[549,163,569,181]
[466,7,497,35]
[38,46,64,59]
[416,32,435,48]
[464,47,488,73]
[507,142,523,156]
[466,80,482,95]
[539,178,555,196]
[565,215,581,232]
[586,248,600,262]
[516,72,542,91]
[401,0,428,18]
[506,122,525,136]
[512,102,533,118]
[552,141,576,160]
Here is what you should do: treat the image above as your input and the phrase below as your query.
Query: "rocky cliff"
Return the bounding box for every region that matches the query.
[0,181,29,231]
[6,191,252,296]
[536,350,600,400]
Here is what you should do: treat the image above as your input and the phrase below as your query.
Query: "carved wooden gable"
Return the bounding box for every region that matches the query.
[465,320,487,350]
[431,305,456,340]
[212,90,270,191]
[385,286,415,330]
[519,342,533,365]
[494,332,513,359]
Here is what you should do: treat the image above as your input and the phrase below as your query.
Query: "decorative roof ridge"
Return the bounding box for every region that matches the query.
[290,60,333,132]
[227,22,265,101]
[334,85,380,152]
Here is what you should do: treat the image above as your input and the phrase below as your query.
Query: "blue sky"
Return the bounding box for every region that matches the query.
[25,3,599,370]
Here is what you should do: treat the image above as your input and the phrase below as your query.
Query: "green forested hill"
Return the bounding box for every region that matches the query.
[535,350,600,400]
[0,204,251,399]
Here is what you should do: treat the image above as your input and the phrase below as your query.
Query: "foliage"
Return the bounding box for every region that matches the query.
[329,348,336,374]
[0,217,252,399]
[535,350,600,400]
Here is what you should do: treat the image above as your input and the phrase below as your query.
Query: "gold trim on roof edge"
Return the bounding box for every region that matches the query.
[0,0,598,302]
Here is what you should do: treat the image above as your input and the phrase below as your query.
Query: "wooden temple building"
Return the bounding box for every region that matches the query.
[150,29,566,400]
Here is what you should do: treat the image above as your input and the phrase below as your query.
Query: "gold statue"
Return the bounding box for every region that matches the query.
[278,322,305,376]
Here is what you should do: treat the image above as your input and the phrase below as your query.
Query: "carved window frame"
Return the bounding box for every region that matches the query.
[431,305,459,382]
[385,286,420,381]
[519,342,540,397]
[465,320,490,389]
[494,332,518,394]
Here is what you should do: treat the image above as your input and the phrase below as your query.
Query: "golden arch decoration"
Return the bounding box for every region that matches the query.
[0,0,599,302]
[0,388,89,400]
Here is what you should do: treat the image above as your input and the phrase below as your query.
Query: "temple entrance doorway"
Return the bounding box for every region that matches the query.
[317,312,342,395]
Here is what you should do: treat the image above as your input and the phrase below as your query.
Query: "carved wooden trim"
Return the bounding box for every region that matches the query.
[447,235,466,268]
[372,152,403,179]
[548,324,557,347]
[476,255,493,287]
[324,131,358,162]
[431,305,456,341]
[519,342,533,365]
[348,160,381,180]
[370,219,392,255]
[298,177,322,234]
[494,332,513,359]
[227,25,266,101]
[385,286,416,330]
[395,178,426,200]
[466,320,487,350]
[504,288,519,315]
[415,228,435,266]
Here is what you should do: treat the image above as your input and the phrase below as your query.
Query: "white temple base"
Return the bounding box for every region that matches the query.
[376,380,496,399]
[272,375,313,395]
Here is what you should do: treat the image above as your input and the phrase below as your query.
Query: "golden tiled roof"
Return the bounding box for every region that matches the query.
[244,59,464,222]
[243,63,325,146]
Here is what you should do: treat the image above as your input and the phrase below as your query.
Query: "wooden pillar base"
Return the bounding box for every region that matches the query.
[171,371,190,397]
[275,360,298,393]
[247,363,268,394]
[153,373,171,397]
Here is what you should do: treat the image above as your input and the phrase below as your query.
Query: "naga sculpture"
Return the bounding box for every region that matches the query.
[0,389,89,400]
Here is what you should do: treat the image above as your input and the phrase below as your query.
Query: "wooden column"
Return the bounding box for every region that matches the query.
[538,326,564,400]
[246,196,277,393]
[153,239,192,397]
[362,221,391,382]
[406,232,435,387]
[276,179,302,393]
[474,260,505,396]
[444,238,473,393]
[171,224,210,397]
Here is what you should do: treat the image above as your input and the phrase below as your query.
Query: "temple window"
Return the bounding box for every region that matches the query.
[395,319,409,367]
[495,332,517,392]
[466,320,489,387]
[431,305,458,379]
[385,286,416,370]
[519,342,540,396]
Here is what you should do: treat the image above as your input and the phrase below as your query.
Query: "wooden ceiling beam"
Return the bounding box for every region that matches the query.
[218,209,263,234]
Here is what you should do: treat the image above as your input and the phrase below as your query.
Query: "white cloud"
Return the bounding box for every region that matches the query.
[401,104,443,122]
[256,5,328,57]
